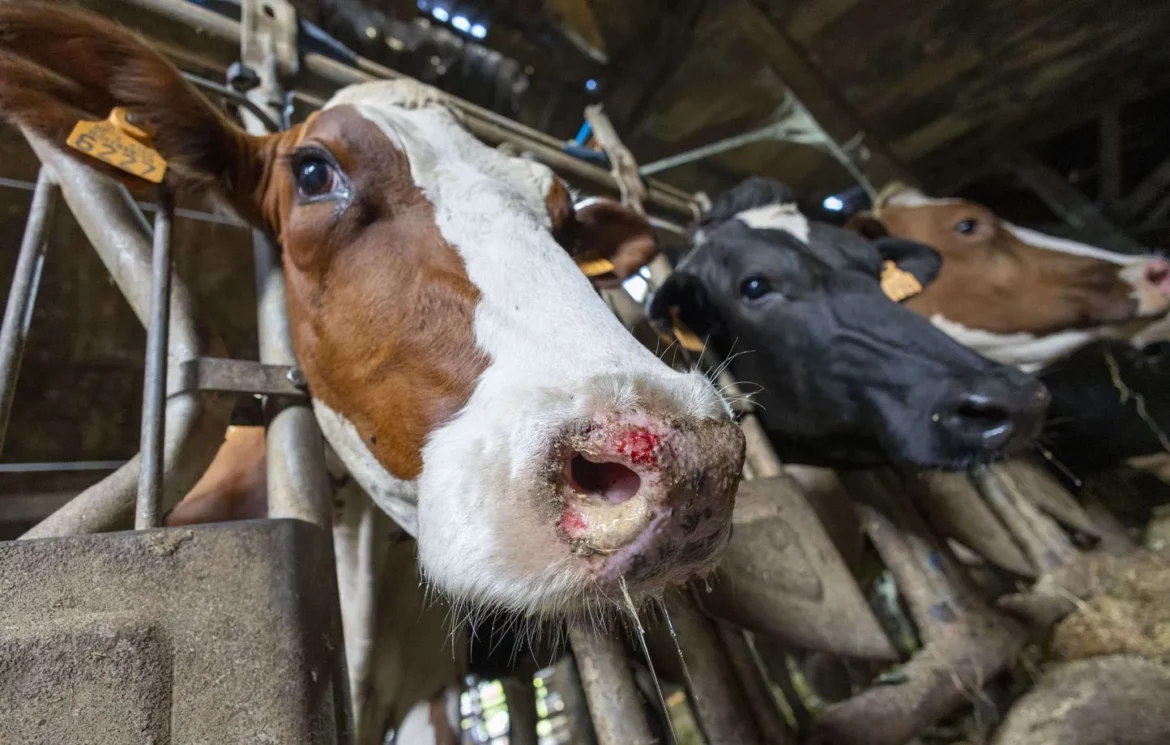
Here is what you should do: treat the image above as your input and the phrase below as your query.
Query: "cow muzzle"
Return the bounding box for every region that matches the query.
[551,413,745,590]
[1122,257,1170,317]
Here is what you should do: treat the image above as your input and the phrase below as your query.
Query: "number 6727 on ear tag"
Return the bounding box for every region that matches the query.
[66,108,168,184]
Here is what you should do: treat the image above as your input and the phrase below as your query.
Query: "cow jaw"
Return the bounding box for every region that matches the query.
[310,81,743,618]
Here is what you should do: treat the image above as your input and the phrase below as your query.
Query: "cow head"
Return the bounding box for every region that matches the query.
[0,4,744,616]
[649,178,1049,469]
[852,184,1170,370]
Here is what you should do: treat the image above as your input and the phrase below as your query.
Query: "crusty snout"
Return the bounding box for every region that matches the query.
[1122,257,1170,317]
[552,413,746,591]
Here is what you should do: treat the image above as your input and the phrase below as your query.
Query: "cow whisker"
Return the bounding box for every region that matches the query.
[620,576,676,745]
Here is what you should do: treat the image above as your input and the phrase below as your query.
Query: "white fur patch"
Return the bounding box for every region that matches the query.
[878,187,962,210]
[315,400,419,536]
[735,202,810,244]
[929,313,1118,372]
[1003,223,1142,266]
[317,80,728,614]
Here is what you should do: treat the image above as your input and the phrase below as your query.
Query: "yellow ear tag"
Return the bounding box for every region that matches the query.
[576,256,617,278]
[669,306,706,353]
[881,260,923,302]
[66,107,167,184]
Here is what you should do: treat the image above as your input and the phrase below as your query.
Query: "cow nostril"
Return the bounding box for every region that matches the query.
[955,398,1011,428]
[1146,260,1170,286]
[568,454,641,505]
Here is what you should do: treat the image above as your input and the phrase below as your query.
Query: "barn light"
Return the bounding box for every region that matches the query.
[585,78,598,92]
[471,23,488,39]
[451,15,471,32]
[822,195,845,212]
[431,6,450,22]
[417,0,428,9]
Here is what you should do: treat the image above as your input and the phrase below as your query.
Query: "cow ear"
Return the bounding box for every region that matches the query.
[0,3,277,224]
[872,237,942,286]
[844,212,889,240]
[572,199,658,289]
[547,181,658,289]
[646,272,723,353]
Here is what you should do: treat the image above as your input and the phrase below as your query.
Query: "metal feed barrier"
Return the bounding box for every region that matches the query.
[0,2,1129,745]
[0,1,720,743]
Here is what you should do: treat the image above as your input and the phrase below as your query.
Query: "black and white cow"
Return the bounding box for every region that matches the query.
[648,178,1050,470]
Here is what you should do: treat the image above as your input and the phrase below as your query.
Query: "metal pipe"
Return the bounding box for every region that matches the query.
[135,189,175,530]
[252,230,333,528]
[84,0,700,218]
[0,168,58,458]
[20,133,232,539]
[568,625,655,745]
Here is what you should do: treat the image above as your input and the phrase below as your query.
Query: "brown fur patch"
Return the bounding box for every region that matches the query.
[876,200,1136,335]
[166,427,268,526]
[278,106,487,480]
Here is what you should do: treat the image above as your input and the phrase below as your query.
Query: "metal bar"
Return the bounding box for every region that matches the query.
[0,168,58,458]
[253,231,333,529]
[171,357,307,398]
[20,133,232,539]
[0,461,125,473]
[87,0,700,218]
[568,626,655,745]
[180,71,283,133]
[135,189,175,530]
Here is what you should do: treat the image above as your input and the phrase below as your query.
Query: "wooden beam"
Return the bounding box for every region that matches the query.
[1099,105,1123,207]
[602,0,709,134]
[1009,151,1145,253]
[729,0,914,190]
[1119,154,1170,220]
[544,0,608,62]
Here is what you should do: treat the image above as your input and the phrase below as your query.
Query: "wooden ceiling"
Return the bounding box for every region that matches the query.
[440,0,1170,211]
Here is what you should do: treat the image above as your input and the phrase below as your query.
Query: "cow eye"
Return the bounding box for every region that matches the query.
[740,276,773,300]
[955,218,979,235]
[292,151,344,200]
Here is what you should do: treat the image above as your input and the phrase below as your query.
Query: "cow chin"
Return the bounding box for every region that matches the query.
[412,370,743,619]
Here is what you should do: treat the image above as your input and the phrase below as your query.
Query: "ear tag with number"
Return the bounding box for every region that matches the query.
[66,107,167,184]
[881,260,923,302]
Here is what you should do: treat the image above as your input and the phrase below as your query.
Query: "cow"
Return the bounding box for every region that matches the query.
[850,184,1170,372]
[0,2,746,740]
[647,178,1049,470]
[849,185,1170,476]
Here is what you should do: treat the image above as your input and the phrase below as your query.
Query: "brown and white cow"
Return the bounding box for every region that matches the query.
[0,2,744,625]
[849,185,1170,372]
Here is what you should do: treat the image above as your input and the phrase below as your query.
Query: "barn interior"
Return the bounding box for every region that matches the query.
[1,0,1170,744]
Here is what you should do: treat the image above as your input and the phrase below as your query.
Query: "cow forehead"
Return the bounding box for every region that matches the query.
[733,202,810,244]
[321,80,556,217]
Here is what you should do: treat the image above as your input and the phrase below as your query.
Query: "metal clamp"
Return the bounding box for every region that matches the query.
[171,357,309,399]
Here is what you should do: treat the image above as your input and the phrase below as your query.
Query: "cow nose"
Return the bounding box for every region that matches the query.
[1146,258,1170,289]
[554,414,745,587]
[937,377,1049,453]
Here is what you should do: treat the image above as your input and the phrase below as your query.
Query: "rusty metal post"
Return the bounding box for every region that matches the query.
[568,626,655,745]
[0,168,58,458]
[135,189,174,529]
